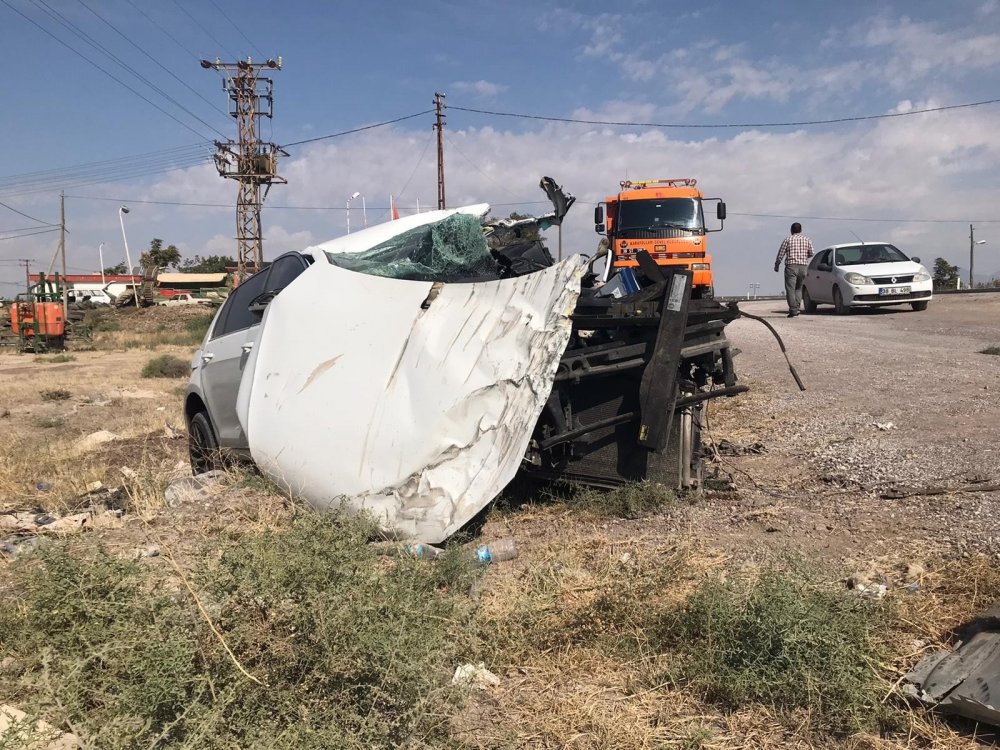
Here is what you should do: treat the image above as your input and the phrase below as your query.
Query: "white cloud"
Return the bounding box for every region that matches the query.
[451,80,508,99]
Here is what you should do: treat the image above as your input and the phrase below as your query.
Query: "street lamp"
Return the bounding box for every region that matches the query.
[346,192,361,234]
[970,223,987,288]
[119,205,137,300]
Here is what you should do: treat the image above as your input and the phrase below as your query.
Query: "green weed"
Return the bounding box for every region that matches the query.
[142,354,189,378]
[0,512,476,749]
[655,563,895,735]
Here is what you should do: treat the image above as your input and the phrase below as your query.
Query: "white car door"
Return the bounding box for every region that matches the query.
[198,270,270,448]
[808,249,834,302]
[199,254,312,449]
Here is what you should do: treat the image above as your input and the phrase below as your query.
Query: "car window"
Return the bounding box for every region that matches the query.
[215,269,269,337]
[262,254,308,295]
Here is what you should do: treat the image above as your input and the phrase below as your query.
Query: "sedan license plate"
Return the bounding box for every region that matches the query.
[879,286,911,296]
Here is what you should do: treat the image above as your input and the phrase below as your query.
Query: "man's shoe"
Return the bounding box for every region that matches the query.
[787,311,799,318]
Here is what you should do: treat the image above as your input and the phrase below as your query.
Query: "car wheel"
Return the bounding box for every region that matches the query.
[910,301,929,311]
[188,411,224,475]
[802,287,817,313]
[833,285,850,315]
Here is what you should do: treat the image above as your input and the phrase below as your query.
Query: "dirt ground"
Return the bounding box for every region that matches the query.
[692,294,1000,572]
[1,294,999,748]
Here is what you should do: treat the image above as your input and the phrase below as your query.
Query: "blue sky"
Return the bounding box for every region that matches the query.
[2,0,1000,294]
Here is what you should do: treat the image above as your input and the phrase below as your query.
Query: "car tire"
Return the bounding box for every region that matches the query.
[188,411,224,475]
[911,301,929,311]
[802,287,817,313]
[833,285,850,316]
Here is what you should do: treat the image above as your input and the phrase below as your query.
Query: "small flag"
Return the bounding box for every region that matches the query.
[390,194,400,220]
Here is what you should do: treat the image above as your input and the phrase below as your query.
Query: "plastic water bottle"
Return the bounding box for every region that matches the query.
[473,538,518,565]
[405,543,444,559]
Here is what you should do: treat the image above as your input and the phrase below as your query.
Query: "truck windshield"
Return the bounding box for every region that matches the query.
[616,198,703,233]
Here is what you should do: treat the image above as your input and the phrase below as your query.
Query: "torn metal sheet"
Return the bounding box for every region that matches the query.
[239,255,585,543]
[904,606,1000,726]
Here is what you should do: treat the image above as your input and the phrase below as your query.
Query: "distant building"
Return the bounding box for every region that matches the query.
[29,273,141,301]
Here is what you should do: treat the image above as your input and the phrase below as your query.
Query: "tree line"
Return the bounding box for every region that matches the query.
[103,238,235,275]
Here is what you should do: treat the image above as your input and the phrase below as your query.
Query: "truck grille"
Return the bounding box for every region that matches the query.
[618,227,702,240]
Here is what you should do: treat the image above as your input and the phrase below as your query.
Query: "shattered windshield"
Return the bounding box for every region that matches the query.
[324,213,502,282]
[834,244,909,266]
[616,198,704,233]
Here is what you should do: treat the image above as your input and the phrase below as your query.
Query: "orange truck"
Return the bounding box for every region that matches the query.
[594,178,726,298]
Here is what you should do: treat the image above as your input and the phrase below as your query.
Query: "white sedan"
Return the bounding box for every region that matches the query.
[802,242,933,315]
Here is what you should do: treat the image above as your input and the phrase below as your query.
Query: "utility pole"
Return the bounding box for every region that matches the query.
[59,191,67,323]
[202,56,285,279]
[434,92,446,210]
[21,259,31,299]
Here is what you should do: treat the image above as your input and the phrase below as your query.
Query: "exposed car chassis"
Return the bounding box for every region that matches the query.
[524,251,745,490]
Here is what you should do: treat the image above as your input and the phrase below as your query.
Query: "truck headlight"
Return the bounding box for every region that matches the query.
[690,263,710,270]
[844,272,871,285]
[912,271,931,282]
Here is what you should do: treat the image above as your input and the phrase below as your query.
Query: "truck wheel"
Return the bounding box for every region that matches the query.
[188,411,223,475]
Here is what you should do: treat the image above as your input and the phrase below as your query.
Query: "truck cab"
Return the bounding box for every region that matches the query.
[595,178,725,298]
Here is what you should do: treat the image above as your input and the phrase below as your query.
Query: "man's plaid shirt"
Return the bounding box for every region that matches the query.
[775,234,814,268]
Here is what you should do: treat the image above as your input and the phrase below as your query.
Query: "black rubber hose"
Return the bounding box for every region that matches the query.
[737,310,807,391]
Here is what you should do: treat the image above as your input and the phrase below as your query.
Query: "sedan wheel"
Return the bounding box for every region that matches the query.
[802,287,818,313]
[833,285,850,316]
[189,411,224,475]
[911,301,929,311]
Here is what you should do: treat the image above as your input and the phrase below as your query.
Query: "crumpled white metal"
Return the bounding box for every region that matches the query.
[237,212,584,543]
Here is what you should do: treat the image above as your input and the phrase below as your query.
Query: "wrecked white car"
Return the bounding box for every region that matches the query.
[184,178,745,543]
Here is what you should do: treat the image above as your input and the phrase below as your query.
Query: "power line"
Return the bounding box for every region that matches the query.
[283,110,436,148]
[0,0,215,141]
[0,149,212,193]
[29,0,227,138]
[446,97,1000,130]
[0,227,61,241]
[0,155,213,197]
[730,211,1000,224]
[205,0,265,58]
[169,0,237,59]
[0,225,60,234]
[77,0,231,122]
[443,133,530,204]
[0,198,56,226]
[123,0,201,60]
[63,194,552,210]
[0,144,205,184]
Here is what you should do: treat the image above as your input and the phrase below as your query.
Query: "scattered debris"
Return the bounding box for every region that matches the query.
[873,421,897,431]
[39,388,71,401]
[452,663,501,689]
[164,470,226,507]
[883,480,1000,499]
[472,538,518,564]
[715,439,767,456]
[904,606,1000,726]
[130,545,160,560]
[0,507,123,535]
[163,422,182,439]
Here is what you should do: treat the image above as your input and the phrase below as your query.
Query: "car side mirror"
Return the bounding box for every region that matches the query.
[595,223,606,234]
[716,201,727,221]
[594,205,604,224]
[911,256,920,263]
[248,291,275,314]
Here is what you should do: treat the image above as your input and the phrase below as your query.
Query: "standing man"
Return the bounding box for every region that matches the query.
[774,222,814,317]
